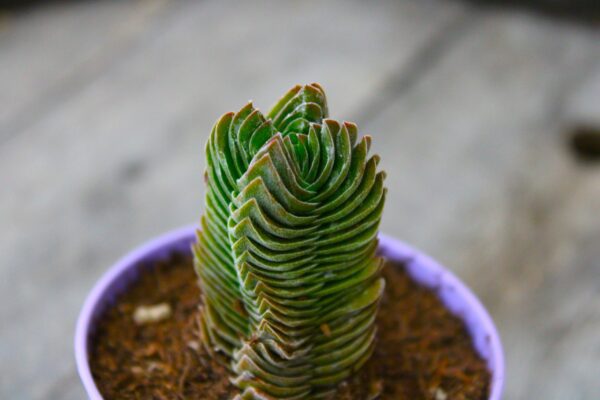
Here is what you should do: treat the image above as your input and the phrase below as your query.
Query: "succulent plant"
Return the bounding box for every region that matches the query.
[194,83,386,399]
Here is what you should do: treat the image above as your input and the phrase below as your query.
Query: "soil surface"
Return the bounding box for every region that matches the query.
[90,253,490,399]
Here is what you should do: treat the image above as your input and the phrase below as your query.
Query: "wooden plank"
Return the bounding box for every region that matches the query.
[0,0,467,398]
[0,0,175,141]
[365,12,600,400]
[564,58,600,127]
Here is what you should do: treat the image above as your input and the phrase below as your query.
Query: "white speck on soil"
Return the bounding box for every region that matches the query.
[187,340,200,352]
[434,388,448,400]
[133,303,172,325]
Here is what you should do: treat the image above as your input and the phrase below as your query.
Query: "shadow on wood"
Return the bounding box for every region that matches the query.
[460,0,600,23]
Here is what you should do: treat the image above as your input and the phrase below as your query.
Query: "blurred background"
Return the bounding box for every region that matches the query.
[1,0,599,399]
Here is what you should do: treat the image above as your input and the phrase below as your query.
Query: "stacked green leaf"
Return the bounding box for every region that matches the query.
[194,83,386,399]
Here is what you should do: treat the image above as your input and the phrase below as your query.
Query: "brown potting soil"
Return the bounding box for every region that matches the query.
[89,253,491,399]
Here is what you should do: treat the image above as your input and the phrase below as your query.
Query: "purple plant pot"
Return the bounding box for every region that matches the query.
[75,225,504,400]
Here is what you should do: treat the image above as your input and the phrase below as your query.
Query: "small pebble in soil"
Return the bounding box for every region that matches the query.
[434,387,448,400]
[133,302,172,325]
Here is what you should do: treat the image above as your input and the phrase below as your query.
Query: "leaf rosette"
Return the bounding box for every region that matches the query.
[194,84,386,399]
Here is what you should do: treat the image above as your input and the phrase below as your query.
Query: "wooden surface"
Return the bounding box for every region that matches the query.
[1,1,599,398]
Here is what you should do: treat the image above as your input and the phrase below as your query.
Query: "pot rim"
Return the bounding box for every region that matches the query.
[75,225,504,399]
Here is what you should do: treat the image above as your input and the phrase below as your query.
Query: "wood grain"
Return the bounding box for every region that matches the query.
[367,12,600,399]
[0,1,598,399]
